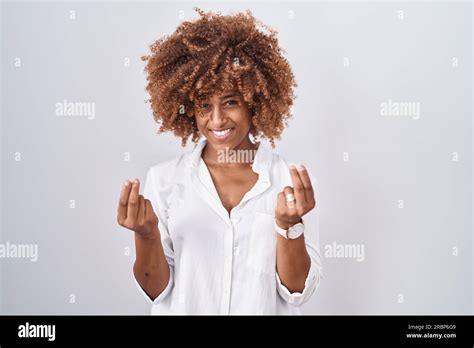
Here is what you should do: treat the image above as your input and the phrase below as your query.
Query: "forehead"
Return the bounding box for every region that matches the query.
[215,90,238,98]
[198,89,240,101]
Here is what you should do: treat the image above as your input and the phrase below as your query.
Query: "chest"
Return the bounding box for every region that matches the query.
[164,167,279,252]
[206,165,259,213]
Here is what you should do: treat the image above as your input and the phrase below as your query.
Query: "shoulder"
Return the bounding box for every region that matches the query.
[146,149,193,185]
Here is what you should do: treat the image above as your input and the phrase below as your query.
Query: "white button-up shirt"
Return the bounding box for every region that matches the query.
[133,138,323,314]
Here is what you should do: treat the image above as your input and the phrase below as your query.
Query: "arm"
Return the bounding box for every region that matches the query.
[275,164,316,293]
[133,229,170,301]
[118,178,170,301]
[276,233,310,293]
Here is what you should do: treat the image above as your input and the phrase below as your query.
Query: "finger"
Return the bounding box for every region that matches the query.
[277,191,287,211]
[145,199,159,230]
[289,165,306,204]
[138,195,146,226]
[118,180,132,224]
[297,165,316,207]
[127,179,140,221]
[283,186,295,209]
[145,199,155,222]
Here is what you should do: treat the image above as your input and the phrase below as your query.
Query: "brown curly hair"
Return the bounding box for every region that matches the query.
[142,8,297,147]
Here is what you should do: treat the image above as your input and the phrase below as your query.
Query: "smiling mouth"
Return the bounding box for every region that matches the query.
[210,128,234,140]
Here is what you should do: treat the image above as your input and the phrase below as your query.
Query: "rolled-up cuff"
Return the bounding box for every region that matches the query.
[132,265,174,305]
[276,257,321,307]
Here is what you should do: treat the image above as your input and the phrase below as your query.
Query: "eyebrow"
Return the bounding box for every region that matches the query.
[221,94,238,100]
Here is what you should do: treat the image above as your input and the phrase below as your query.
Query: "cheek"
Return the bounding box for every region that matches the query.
[242,115,253,133]
[234,109,252,129]
[194,116,206,132]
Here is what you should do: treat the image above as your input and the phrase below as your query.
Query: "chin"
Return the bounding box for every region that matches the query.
[206,138,238,152]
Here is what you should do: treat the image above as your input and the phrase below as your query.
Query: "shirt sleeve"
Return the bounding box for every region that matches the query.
[275,173,323,307]
[132,167,175,305]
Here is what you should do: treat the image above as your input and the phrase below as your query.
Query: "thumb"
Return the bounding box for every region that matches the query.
[145,199,158,224]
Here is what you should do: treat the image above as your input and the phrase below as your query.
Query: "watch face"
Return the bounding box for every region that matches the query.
[288,223,304,239]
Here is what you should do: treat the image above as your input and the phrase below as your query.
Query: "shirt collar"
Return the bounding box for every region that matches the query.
[186,137,272,179]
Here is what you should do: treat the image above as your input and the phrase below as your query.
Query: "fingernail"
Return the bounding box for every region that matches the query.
[289,165,296,171]
[134,178,139,183]
[297,164,305,171]
[124,181,130,186]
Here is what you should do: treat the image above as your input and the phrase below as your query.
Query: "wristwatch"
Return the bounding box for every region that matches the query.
[274,219,305,239]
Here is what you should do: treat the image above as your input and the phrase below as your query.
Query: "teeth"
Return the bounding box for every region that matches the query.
[212,128,231,137]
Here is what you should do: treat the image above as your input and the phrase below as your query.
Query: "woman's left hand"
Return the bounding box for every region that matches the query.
[275,165,316,230]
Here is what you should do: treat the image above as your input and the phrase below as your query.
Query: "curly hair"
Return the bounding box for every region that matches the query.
[142,8,297,147]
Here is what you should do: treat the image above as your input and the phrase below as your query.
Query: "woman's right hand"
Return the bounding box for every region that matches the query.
[117,178,159,240]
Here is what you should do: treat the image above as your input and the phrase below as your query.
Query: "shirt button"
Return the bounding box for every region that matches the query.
[233,247,239,256]
[288,297,295,304]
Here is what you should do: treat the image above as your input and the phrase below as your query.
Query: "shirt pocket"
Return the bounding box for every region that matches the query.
[246,211,277,277]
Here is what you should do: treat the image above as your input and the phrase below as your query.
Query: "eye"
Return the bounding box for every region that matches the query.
[200,103,210,110]
[224,100,238,106]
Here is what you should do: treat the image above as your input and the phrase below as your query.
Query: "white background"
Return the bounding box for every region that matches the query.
[1,0,472,314]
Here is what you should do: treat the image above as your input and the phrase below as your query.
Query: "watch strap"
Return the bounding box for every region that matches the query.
[274,219,305,239]
[274,219,289,238]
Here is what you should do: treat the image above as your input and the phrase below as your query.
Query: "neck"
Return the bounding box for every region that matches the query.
[202,135,258,168]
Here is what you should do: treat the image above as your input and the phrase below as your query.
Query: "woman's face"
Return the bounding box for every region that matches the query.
[194,90,253,151]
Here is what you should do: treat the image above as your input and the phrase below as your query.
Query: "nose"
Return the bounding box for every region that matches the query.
[209,105,226,128]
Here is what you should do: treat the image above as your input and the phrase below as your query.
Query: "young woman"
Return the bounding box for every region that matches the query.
[117,8,323,314]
